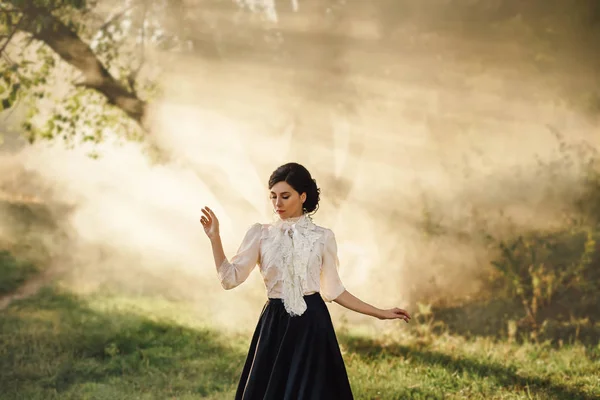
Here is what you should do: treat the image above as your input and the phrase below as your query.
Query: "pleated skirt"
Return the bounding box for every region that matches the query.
[235,292,354,400]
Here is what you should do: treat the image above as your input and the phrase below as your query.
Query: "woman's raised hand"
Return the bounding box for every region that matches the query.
[200,206,220,239]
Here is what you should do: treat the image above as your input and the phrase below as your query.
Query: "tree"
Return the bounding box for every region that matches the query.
[2,1,143,143]
[0,0,298,144]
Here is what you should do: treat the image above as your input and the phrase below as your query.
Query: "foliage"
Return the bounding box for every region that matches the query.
[490,227,598,330]
[485,133,600,340]
[1,1,147,144]
[414,129,600,345]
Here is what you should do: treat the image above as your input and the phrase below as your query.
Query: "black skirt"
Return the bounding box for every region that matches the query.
[235,292,354,400]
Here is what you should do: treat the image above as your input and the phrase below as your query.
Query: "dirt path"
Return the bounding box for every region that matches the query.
[0,266,63,310]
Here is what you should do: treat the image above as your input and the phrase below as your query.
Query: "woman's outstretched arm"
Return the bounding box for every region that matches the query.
[320,229,410,322]
[334,290,411,322]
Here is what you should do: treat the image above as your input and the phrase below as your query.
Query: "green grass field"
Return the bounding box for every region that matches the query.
[1,283,598,400]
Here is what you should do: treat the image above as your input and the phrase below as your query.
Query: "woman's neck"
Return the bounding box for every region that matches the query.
[280,213,304,221]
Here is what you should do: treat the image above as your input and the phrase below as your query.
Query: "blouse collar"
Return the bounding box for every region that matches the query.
[271,213,312,229]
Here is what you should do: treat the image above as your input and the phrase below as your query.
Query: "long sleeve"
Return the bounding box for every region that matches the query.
[320,229,346,302]
[217,223,262,290]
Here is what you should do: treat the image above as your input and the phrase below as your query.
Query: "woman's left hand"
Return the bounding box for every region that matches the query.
[377,308,411,322]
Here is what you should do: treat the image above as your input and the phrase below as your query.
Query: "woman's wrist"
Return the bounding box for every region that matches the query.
[371,307,384,319]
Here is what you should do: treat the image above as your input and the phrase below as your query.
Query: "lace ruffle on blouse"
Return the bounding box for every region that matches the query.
[217,214,346,316]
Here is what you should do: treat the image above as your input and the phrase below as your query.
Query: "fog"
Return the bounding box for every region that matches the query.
[1,1,599,331]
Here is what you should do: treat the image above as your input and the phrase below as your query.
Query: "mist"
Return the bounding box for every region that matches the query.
[1,1,599,331]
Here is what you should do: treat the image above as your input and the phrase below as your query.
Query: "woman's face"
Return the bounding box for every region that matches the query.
[270,181,306,219]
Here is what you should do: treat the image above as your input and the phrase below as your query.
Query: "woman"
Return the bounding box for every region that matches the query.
[200,162,411,400]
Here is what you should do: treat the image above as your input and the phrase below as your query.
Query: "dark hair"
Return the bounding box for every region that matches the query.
[268,162,321,215]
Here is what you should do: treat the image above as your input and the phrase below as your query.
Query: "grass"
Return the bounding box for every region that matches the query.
[343,333,599,399]
[0,286,245,400]
[1,284,599,400]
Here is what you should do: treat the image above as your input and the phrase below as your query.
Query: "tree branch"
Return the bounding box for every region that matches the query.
[0,28,18,55]
[96,3,138,36]
[18,8,147,125]
[0,12,23,55]
[127,2,147,95]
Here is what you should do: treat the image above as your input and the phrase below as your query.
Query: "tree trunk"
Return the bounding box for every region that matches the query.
[20,11,147,125]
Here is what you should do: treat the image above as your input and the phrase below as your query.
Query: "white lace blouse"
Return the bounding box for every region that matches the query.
[217,214,346,316]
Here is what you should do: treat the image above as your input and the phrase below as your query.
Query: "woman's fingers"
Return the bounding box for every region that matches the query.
[206,206,218,221]
[394,308,411,319]
[390,308,410,323]
[200,207,213,229]
[201,207,219,225]
[396,314,409,322]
